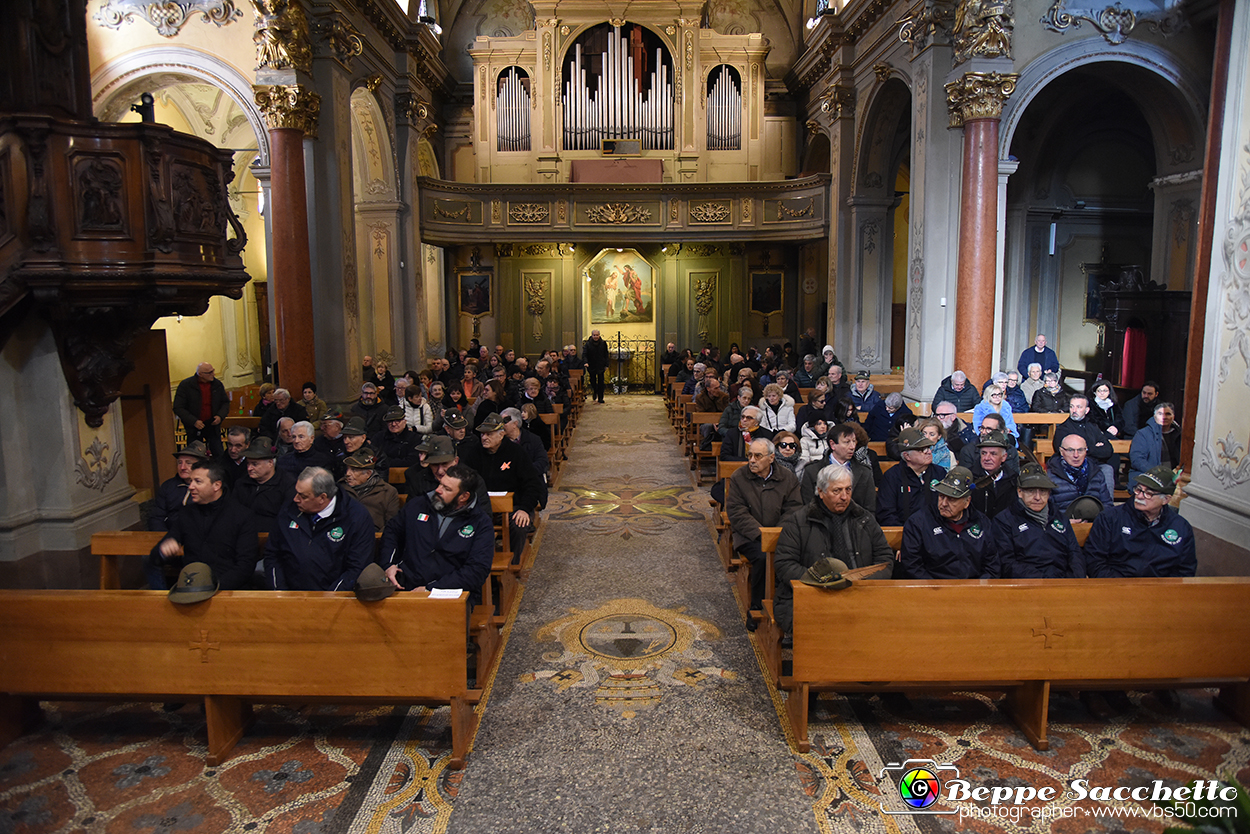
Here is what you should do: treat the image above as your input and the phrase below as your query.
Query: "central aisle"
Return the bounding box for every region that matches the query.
[446,394,819,833]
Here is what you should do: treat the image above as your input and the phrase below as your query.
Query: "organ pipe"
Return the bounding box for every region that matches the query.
[562,26,674,151]
[706,65,741,151]
[497,67,531,152]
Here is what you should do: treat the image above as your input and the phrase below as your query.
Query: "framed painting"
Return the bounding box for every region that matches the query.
[586,248,654,324]
[750,270,783,317]
[457,269,492,318]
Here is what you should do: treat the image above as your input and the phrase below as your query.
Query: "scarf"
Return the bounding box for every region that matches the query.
[1094,396,1113,410]
[1060,457,1091,494]
[1024,504,1050,527]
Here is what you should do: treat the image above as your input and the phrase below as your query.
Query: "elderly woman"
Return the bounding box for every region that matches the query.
[1031,372,1069,413]
[252,383,276,418]
[974,384,1018,437]
[865,391,914,442]
[772,431,803,475]
[758,382,796,433]
[1020,362,1045,404]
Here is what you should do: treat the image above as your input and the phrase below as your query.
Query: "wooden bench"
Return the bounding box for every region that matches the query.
[0,589,482,767]
[687,412,722,483]
[783,578,1250,752]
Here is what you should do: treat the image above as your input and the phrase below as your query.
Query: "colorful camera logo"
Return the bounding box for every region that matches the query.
[899,767,942,809]
[879,758,959,815]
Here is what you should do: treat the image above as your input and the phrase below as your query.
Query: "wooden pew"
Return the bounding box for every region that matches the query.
[687,412,722,483]
[783,578,1250,752]
[485,493,521,622]
[0,589,482,768]
[712,460,748,571]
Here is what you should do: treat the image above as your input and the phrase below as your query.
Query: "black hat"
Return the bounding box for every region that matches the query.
[321,411,345,425]
[1135,465,1178,495]
[799,557,852,590]
[384,407,406,422]
[934,466,974,499]
[1067,495,1104,521]
[168,562,218,604]
[173,441,209,460]
[242,437,277,460]
[354,563,394,602]
[341,417,368,436]
[977,429,1010,449]
[477,413,507,432]
[854,370,870,380]
[442,409,468,430]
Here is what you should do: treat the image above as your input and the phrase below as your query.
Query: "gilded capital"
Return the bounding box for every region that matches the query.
[251,0,313,74]
[254,84,322,136]
[945,71,1017,127]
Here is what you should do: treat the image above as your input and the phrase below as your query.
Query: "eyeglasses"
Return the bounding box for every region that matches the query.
[936,412,956,419]
[1133,485,1161,498]
[990,393,1002,398]
[1059,446,1086,454]
[778,442,797,449]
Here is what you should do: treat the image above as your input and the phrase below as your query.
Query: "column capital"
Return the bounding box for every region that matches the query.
[254,84,322,137]
[944,71,1018,128]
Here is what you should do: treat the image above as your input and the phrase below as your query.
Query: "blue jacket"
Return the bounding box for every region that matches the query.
[876,462,946,526]
[849,386,883,414]
[992,499,1085,578]
[1046,454,1113,515]
[1084,502,1196,577]
[1128,420,1179,484]
[1004,385,1030,414]
[263,491,375,591]
[379,491,493,601]
[865,401,914,442]
[899,502,999,579]
[973,401,1018,437]
[1017,345,1059,378]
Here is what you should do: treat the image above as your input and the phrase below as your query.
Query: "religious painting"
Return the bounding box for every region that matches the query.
[458,270,492,317]
[587,249,653,324]
[750,270,783,316]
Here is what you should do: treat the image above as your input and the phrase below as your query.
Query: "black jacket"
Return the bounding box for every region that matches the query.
[149,476,189,532]
[233,469,298,533]
[379,491,493,600]
[992,499,1084,578]
[584,336,610,371]
[152,496,257,590]
[370,427,422,469]
[875,463,946,526]
[899,502,999,580]
[1053,417,1114,462]
[259,402,308,440]
[172,374,229,430]
[459,437,544,515]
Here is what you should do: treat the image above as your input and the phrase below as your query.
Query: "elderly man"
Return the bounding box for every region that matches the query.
[1129,401,1181,485]
[1020,362,1045,405]
[258,388,308,440]
[371,406,422,469]
[1046,433,1113,515]
[277,421,336,476]
[459,412,543,563]
[351,383,388,435]
[956,413,1019,476]
[899,466,999,579]
[502,406,550,483]
[824,363,852,405]
[562,343,585,371]
[341,451,401,532]
[1086,465,1195,578]
[441,408,478,456]
[717,384,754,441]
[849,371,881,413]
[149,441,208,531]
[148,459,256,590]
[222,427,251,488]
[172,362,229,457]
[876,428,946,526]
[992,463,1084,578]
[867,392,914,444]
[720,405,776,462]
[727,438,803,620]
[932,402,971,459]
[932,370,979,412]
[1121,381,1161,438]
[794,354,818,388]
[774,465,893,634]
[800,423,875,511]
[313,411,347,460]
[379,465,493,602]
[584,329,610,403]
[1017,333,1060,379]
[969,430,1018,519]
[263,466,374,591]
[234,436,297,533]
[275,417,296,457]
[1031,371,1069,413]
[1054,393,1117,483]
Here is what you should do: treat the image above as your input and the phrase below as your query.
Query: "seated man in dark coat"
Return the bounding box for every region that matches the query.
[992,463,1084,578]
[148,441,208,531]
[932,370,980,413]
[898,466,999,580]
[774,465,893,634]
[1053,394,1117,486]
[351,383,388,435]
[262,466,375,591]
[233,436,297,534]
[1085,465,1196,578]
[1120,381,1161,438]
[459,413,544,563]
[799,423,876,512]
[866,392,914,444]
[876,428,946,526]
[148,460,255,591]
[258,388,308,440]
[222,427,251,489]
[726,438,803,620]
[370,407,423,469]
[720,406,776,462]
[276,421,337,477]
[1046,434,1113,515]
[968,430,1019,519]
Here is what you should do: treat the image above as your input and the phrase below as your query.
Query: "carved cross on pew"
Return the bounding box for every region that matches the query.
[189,630,221,663]
[1031,618,1064,649]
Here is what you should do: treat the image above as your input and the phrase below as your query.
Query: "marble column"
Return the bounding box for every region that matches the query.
[254,85,321,392]
[946,72,1016,386]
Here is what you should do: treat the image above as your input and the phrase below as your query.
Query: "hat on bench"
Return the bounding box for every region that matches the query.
[799,557,852,590]
[168,562,218,604]
[1067,495,1104,521]
[354,563,395,602]
[1136,465,1178,495]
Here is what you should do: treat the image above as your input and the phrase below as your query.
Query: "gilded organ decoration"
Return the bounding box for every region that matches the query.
[510,203,550,223]
[254,84,321,136]
[586,203,653,224]
[952,0,1013,65]
[1040,0,1186,45]
[251,0,312,73]
[313,14,363,67]
[94,0,242,37]
[945,71,1017,127]
[690,202,730,223]
[817,85,856,120]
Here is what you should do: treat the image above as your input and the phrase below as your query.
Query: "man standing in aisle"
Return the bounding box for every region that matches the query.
[584,329,610,404]
[172,362,229,458]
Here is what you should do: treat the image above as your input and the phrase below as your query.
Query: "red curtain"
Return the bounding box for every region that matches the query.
[1121,326,1147,389]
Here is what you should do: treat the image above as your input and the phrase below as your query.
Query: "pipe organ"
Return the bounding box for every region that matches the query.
[706,65,742,151]
[561,24,673,151]
[497,67,532,152]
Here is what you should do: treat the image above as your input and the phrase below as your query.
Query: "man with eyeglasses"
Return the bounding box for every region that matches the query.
[876,427,946,525]
[1045,433,1113,515]
[1085,465,1195,577]
[726,438,803,622]
[799,423,875,512]
[1053,394,1117,484]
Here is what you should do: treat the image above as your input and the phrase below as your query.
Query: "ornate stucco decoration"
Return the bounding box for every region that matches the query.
[873,63,893,84]
[945,71,1017,128]
[251,0,313,74]
[313,12,363,67]
[396,93,438,137]
[691,202,731,223]
[897,0,955,53]
[75,437,124,491]
[1040,0,1186,45]
[254,84,322,136]
[952,0,1013,65]
[586,204,652,224]
[694,274,716,344]
[510,203,550,223]
[817,85,856,119]
[94,0,241,37]
[524,276,547,342]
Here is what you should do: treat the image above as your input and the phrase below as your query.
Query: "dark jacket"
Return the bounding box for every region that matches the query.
[276,446,338,478]
[848,386,882,413]
[1128,420,1179,483]
[1030,386,1069,414]
[774,499,893,632]
[1121,394,1156,438]
[720,426,775,462]
[932,376,980,413]
[221,455,249,490]
[956,434,1022,477]
[370,427,423,469]
[263,491,375,591]
[1046,454,1113,515]
[258,402,308,440]
[992,499,1085,578]
[459,436,544,515]
[584,336,610,371]
[152,495,257,590]
[726,464,803,550]
[1084,502,1196,578]
[875,463,946,526]
[1053,417,1114,463]
[233,469,298,534]
[379,490,493,600]
[172,374,229,431]
[799,456,876,513]
[969,467,1018,519]
[865,401,914,443]
[1004,385,1030,415]
[1017,345,1059,378]
[899,502,999,580]
[514,427,550,481]
[1088,399,1124,436]
[351,399,388,435]
[148,476,190,532]
[343,474,402,532]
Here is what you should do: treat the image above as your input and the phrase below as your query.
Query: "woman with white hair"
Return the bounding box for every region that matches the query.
[1020,362,1045,404]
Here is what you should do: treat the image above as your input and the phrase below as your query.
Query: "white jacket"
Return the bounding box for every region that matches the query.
[757,394,796,433]
[403,399,434,435]
[799,423,828,476]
